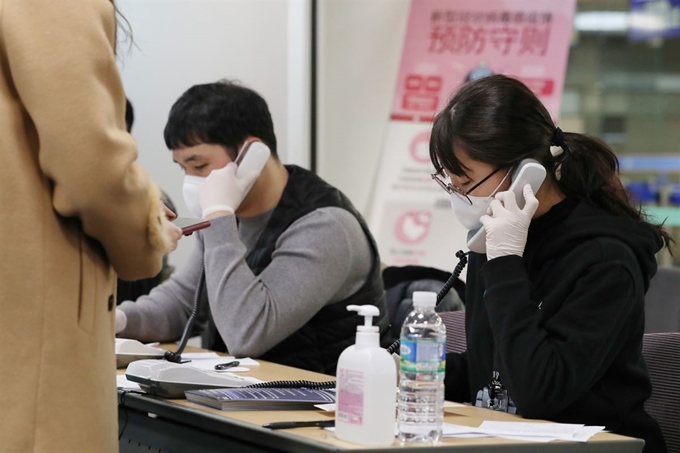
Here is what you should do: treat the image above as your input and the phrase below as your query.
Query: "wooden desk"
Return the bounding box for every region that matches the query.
[117,347,643,453]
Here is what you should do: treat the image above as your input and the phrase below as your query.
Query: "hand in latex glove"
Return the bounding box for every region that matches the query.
[199,162,260,219]
[479,184,539,261]
[115,309,127,334]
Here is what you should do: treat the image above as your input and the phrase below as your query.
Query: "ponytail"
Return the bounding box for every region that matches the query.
[550,129,673,253]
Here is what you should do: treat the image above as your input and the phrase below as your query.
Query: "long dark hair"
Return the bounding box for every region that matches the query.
[429,75,672,252]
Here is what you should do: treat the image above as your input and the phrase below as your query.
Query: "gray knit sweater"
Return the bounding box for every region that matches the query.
[117,206,372,357]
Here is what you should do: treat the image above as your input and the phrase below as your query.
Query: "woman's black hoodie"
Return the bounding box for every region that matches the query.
[444,197,667,453]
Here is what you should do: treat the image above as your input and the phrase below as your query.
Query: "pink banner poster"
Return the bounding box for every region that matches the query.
[391,0,576,122]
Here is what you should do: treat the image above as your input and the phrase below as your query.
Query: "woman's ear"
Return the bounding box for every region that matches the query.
[532,173,566,218]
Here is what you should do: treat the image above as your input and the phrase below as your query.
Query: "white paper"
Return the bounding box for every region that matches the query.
[315,403,336,412]
[181,356,260,368]
[478,421,584,439]
[441,424,488,437]
[179,352,221,360]
[327,422,603,443]
[116,375,141,391]
[572,426,606,442]
[328,423,484,437]
[442,423,486,436]
[444,401,466,408]
[441,422,605,443]
[495,435,554,443]
[316,393,462,413]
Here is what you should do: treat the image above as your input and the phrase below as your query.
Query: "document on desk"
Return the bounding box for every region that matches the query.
[116,375,142,391]
[180,352,221,360]
[442,421,605,443]
[179,356,259,372]
[180,352,262,365]
[315,400,464,412]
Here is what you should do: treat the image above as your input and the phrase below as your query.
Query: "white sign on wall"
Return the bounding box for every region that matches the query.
[370,122,468,273]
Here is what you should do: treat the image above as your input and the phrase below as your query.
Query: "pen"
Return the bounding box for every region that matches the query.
[214,360,240,370]
[263,420,335,430]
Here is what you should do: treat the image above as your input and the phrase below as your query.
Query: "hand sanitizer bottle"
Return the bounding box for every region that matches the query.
[335,305,396,446]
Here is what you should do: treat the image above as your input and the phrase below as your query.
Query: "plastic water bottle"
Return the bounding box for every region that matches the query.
[397,291,446,443]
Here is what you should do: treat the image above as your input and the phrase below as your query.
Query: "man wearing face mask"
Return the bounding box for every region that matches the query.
[115,80,391,374]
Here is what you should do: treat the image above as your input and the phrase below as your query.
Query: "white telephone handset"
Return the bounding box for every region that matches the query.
[466,159,546,254]
[235,141,270,177]
[125,359,258,398]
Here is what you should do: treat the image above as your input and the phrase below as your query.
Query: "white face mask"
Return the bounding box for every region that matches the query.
[450,170,510,231]
[180,142,253,219]
[183,175,206,219]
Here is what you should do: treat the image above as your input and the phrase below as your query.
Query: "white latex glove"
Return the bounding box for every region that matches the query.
[115,309,127,334]
[479,184,539,261]
[199,162,260,219]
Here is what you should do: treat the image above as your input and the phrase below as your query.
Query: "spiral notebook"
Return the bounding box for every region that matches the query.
[185,388,336,411]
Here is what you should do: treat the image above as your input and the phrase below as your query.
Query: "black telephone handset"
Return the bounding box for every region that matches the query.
[466,159,546,254]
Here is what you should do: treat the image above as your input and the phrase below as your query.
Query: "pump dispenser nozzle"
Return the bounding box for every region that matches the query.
[347,305,380,333]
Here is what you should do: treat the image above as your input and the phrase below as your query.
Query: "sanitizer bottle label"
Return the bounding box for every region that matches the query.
[337,369,364,425]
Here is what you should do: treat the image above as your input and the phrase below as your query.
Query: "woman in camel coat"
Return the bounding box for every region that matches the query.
[0,0,180,451]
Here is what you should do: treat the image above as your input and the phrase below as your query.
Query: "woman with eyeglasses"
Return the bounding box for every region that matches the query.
[432,75,669,453]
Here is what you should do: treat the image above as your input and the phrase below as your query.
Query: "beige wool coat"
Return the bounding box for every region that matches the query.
[0,0,173,451]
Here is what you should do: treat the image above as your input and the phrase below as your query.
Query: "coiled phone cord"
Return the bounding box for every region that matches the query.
[385,250,468,355]
[244,380,336,390]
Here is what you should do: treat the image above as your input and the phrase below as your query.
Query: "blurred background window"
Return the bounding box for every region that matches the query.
[563,0,680,263]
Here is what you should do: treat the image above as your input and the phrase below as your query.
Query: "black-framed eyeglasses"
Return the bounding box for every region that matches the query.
[431,167,504,206]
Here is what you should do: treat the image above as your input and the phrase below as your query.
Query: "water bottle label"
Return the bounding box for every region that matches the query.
[336,369,364,425]
[400,339,446,373]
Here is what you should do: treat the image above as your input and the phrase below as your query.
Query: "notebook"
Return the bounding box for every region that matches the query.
[185,387,336,411]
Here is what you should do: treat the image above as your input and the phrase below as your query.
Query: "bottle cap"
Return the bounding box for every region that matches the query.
[412,291,437,308]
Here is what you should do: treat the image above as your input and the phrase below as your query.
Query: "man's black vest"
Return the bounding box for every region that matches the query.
[202,165,391,374]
